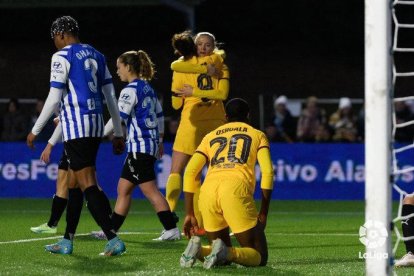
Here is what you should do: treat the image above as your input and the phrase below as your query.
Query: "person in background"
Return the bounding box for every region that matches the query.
[356,104,364,142]
[296,96,326,142]
[1,98,28,141]
[266,95,296,143]
[328,97,358,143]
[314,123,332,143]
[264,124,281,142]
[180,98,273,269]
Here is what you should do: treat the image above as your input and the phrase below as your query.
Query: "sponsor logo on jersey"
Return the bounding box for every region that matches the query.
[51,61,64,74]
[53,62,62,69]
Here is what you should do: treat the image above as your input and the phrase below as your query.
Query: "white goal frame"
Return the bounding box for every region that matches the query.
[365,0,393,275]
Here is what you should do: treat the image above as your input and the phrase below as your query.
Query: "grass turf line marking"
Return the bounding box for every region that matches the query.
[0,210,364,216]
[0,231,357,245]
[0,232,157,245]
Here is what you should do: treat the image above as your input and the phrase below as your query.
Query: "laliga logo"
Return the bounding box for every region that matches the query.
[359,220,388,248]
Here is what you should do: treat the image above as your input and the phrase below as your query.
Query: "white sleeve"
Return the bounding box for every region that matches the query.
[156,99,164,135]
[118,88,137,118]
[102,83,123,137]
[103,118,114,137]
[31,87,62,135]
[48,122,63,146]
[50,54,69,87]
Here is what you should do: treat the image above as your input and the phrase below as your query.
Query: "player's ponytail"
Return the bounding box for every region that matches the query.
[118,50,155,81]
[136,50,155,81]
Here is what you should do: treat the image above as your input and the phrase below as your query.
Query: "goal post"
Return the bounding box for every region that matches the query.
[365,0,393,275]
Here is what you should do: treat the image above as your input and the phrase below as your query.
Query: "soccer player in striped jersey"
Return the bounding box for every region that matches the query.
[180,98,274,269]
[96,50,180,241]
[26,16,125,256]
[166,31,229,231]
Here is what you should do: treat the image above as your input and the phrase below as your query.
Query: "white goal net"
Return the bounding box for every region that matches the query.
[391,0,414,259]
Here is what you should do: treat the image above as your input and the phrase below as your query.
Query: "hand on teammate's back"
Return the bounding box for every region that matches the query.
[112,136,125,155]
[176,84,194,97]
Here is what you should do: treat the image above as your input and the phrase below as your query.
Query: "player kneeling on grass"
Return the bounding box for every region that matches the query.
[180,98,274,269]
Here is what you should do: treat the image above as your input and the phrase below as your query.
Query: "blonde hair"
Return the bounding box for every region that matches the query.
[118,50,155,80]
[194,32,223,54]
[194,32,216,46]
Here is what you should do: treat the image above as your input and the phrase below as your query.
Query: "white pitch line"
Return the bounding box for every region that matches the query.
[0,210,364,216]
[0,234,87,244]
[0,231,357,245]
[0,232,157,245]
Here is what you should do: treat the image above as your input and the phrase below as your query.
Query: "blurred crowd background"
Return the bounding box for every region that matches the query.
[0,0,379,142]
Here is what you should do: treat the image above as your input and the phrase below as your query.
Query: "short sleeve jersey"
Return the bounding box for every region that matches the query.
[196,122,270,190]
[171,54,228,123]
[118,79,163,157]
[50,43,112,141]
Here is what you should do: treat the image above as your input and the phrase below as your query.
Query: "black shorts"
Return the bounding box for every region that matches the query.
[64,137,101,171]
[121,152,156,185]
[58,151,69,171]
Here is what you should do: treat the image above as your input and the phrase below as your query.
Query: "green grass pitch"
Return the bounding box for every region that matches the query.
[0,199,411,275]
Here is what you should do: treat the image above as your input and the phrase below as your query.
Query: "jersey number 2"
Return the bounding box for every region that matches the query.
[210,134,252,166]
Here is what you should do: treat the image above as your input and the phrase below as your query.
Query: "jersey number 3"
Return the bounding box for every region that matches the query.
[142,97,157,128]
[84,58,98,93]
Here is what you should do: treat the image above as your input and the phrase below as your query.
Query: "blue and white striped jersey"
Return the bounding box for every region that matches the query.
[118,79,163,156]
[49,43,112,141]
